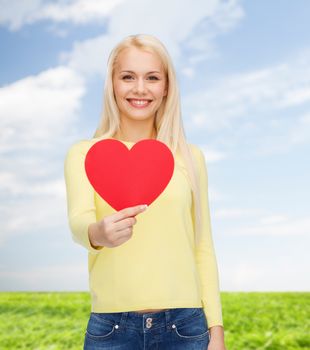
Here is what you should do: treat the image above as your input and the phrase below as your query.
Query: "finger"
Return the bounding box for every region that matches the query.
[114,233,132,246]
[113,216,136,232]
[111,204,148,223]
[114,226,133,241]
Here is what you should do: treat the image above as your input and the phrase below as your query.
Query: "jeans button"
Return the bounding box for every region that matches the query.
[146,317,153,328]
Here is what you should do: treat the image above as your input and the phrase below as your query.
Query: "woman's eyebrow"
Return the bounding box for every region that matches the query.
[120,70,161,74]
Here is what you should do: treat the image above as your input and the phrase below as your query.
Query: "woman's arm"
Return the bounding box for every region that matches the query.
[192,146,226,348]
[64,141,103,254]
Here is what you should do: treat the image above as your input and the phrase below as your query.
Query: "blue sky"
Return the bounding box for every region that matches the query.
[0,0,309,292]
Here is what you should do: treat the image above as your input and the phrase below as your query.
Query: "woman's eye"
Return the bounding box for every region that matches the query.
[122,75,159,80]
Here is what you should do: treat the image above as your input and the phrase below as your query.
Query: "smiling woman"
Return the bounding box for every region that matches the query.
[64,33,226,350]
[111,46,168,134]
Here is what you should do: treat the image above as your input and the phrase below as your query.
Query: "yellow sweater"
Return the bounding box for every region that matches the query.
[64,136,223,328]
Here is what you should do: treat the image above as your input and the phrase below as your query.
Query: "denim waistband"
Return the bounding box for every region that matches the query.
[90,307,205,333]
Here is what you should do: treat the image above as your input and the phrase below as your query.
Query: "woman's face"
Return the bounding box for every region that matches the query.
[112,47,168,124]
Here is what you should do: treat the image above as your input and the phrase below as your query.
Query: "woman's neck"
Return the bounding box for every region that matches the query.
[113,129,157,143]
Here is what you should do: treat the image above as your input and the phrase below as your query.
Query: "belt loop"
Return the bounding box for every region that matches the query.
[120,312,128,330]
[165,309,171,331]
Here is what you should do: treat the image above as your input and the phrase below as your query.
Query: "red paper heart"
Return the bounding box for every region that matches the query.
[84,139,175,211]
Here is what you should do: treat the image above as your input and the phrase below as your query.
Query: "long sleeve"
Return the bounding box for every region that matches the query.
[194,147,223,328]
[64,141,103,254]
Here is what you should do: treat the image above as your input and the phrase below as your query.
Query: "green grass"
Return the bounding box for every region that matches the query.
[0,292,309,349]
[222,292,309,350]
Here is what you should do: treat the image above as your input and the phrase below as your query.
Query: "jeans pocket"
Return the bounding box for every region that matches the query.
[172,309,210,341]
[85,312,117,340]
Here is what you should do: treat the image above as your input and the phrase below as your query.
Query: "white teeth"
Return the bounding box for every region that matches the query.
[129,99,150,106]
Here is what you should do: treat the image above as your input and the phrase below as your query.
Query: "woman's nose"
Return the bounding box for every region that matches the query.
[134,78,147,93]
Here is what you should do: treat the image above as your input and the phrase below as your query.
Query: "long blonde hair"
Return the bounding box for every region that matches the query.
[93,34,203,246]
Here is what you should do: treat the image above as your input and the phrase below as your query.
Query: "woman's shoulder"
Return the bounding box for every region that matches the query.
[186,143,208,172]
[187,142,203,159]
[188,142,200,151]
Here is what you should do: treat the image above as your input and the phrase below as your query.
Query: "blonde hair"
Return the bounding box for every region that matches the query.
[93,34,203,246]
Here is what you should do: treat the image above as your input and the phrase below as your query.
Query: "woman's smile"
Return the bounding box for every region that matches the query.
[126,98,153,108]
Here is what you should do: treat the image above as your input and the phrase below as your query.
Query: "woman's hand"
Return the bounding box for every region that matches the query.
[208,325,227,350]
[88,204,148,248]
[208,338,227,350]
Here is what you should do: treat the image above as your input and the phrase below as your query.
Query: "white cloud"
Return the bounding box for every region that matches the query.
[0,65,85,152]
[208,187,226,203]
[0,0,42,31]
[180,67,195,78]
[182,0,244,65]
[59,0,244,78]
[0,184,68,245]
[214,207,261,220]
[276,86,310,108]
[0,262,88,291]
[0,0,245,79]
[259,215,288,225]
[200,145,227,162]
[0,171,65,198]
[183,49,310,133]
[0,66,86,245]
[0,0,125,30]
[222,262,310,291]
[33,0,125,25]
[289,113,310,145]
[254,111,310,155]
[223,216,310,236]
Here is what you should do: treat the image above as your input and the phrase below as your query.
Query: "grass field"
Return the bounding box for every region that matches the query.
[0,292,309,349]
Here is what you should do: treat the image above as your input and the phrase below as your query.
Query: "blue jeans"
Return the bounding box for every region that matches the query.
[83,307,210,349]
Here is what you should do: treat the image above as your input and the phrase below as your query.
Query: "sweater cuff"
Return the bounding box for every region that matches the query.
[201,299,224,329]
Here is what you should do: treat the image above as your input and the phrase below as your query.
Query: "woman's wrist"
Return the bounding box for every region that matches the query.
[88,222,101,248]
[209,325,225,340]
